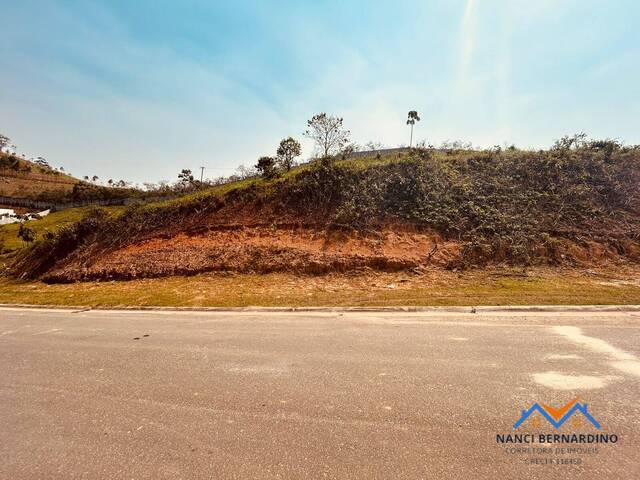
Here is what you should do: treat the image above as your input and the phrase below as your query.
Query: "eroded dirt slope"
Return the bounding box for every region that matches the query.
[42,224,640,282]
[43,226,460,281]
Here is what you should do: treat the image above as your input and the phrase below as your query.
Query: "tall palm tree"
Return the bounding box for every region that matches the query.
[406,110,421,148]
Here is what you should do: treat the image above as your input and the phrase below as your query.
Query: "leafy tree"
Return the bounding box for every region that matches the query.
[0,154,19,170]
[178,169,194,186]
[276,137,302,171]
[255,156,277,178]
[304,113,350,157]
[18,224,36,243]
[92,175,99,183]
[406,110,420,148]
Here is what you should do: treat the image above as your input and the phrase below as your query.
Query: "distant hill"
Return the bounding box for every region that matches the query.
[13,141,640,282]
[0,153,79,200]
[0,152,141,206]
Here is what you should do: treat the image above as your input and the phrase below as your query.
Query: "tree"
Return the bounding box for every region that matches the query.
[178,169,194,186]
[236,164,257,180]
[276,137,302,171]
[35,157,50,169]
[17,224,36,244]
[304,113,350,157]
[553,132,588,151]
[255,156,277,178]
[0,134,10,152]
[406,110,420,148]
[365,141,383,151]
[91,175,99,183]
[83,176,89,181]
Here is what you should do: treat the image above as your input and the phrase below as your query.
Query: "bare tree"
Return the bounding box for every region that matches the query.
[365,141,384,151]
[236,164,258,180]
[0,134,9,153]
[35,157,50,169]
[276,137,302,171]
[552,132,588,151]
[304,113,350,157]
[406,110,420,148]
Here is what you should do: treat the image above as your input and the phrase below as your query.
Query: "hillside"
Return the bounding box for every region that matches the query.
[0,153,78,200]
[0,152,141,206]
[0,206,126,254]
[12,142,640,283]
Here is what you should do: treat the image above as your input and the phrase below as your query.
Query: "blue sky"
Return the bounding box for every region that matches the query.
[1,0,638,184]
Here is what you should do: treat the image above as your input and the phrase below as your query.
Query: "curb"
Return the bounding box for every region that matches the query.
[1,304,640,313]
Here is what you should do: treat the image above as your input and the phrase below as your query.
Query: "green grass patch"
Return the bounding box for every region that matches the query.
[0,206,126,253]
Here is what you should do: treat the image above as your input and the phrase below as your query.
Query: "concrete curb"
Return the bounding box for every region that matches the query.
[1,304,640,313]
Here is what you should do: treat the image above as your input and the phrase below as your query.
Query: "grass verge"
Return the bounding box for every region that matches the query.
[1,267,639,308]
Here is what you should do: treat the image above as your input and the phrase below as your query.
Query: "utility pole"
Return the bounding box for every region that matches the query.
[200,166,205,182]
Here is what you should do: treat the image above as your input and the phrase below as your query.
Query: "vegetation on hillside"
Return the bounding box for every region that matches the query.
[0,206,126,254]
[11,136,640,280]
[0,151,140,202]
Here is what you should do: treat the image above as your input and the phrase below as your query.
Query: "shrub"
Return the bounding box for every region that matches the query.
[17,224,36,243]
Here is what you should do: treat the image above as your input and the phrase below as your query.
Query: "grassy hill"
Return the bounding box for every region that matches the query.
[11,141,640,282]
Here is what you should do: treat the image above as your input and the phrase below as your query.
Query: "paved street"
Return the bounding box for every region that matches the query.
[1,307,639,479]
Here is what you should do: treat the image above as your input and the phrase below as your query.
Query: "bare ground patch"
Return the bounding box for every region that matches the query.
[43,226,462,282]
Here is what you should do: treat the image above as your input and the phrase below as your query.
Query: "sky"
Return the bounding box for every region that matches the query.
[1,0,639,184]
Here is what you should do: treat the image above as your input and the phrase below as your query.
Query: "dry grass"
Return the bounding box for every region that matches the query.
[0,155,79,197]
[1,267,639,308]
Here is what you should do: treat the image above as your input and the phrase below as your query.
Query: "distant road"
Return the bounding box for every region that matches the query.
[1,308,639,479]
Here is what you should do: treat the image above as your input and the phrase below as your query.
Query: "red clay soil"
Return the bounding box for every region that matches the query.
[44,226,460,281]
[42,224,640,282]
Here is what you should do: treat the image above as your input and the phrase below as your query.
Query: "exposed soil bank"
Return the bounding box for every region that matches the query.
[42,225,639,282]
[43,226,458,281]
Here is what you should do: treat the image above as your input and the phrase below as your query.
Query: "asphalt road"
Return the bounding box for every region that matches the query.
[1,308,639,479]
